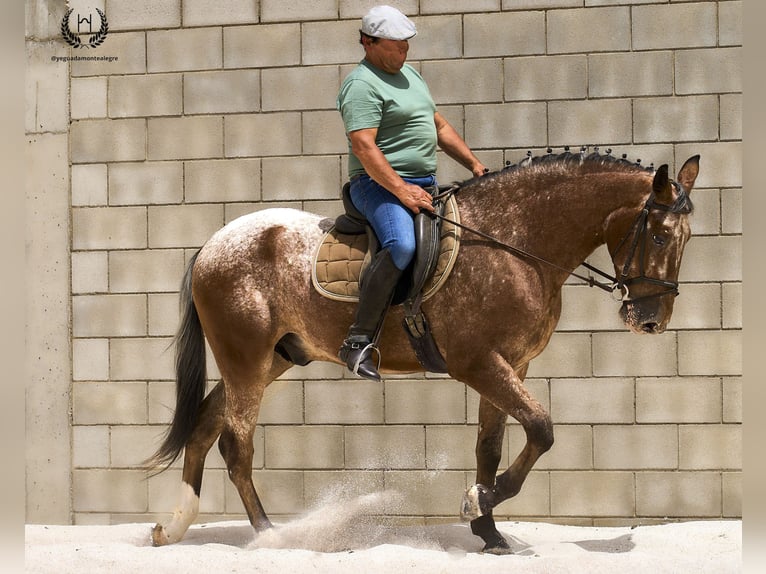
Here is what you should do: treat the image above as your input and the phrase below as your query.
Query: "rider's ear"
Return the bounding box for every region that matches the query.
[676,155,700,194]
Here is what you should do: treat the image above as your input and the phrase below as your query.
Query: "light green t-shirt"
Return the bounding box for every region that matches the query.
[337,60,437,178]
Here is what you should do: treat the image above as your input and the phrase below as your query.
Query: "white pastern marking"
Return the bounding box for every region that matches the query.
[160,482,200,544]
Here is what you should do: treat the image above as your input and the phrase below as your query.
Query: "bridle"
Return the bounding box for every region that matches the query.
[430,180,692,303]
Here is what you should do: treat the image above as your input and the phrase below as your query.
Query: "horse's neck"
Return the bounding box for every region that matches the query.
[463,170,651,279]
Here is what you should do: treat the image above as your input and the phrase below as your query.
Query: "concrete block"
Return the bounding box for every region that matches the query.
[71,77,107,119]
[225,112,302,157]
[679,424,741,470]
[686,187,720,236]
[303,111,348,155]
[527,333,593,378]
[723,377,742,424]
[593,425,678,470]
[72,425,110,468]
[632,3,716,50]
[678,330,741,377]
[676,142,742,189]
[185,158,261,203]
[71,118,145,163]
[465,103,547,149]
[265,426,344,469]
[109,249,185,292]
[676,47,742,95]
[421,0,499,13]
[257,381,304,425]
[110,425,167,468]
[408,15,463,61]
[426,425,503,471]
[305,380,384,424]
[262,156,340,201]
[184,0,258,26]
[557,285,624,331]
[106,1,180,31]
[670,283,721,330]
[148,116,224,160]
[637,377,722,424]
[384,470,466,515]
[236,470,304,514]
[110,337,175,381]
[384,379,466,424]
[304,471,385,508]
[721,188,742,235]
[503,0,579,7]
[72,206,147,250]
[721,94,742,141]
[262,66,339,111]
[148,204,224,248]
[679,236,741,283]
[636,471,721,517]
[588,52,673,98]
[634,96,719,144]
[224,24,301,69]
[147,27,223,72]
[73,469,147,513]
[534,425,592,470]
[548,99,632,147]
[345,426,425,470]
[464,11,545,57]
[302,20,361,65]
[148,382,175,425]
[723,471,742,517]
[73,294,147,337]
[505,55,587,101]
[148,293,179,337]
[548,7,630,54]
[72,251,108,294]
[185,70,261,114]
[261,0,338,22]
[108,73,182,118]
[592,332,677,377]
[72,163,108,206]
[71,32,147,76]
[550,471,634,516]
[73,382,147,424]
[721,276,741,325]
[719,1,742,47]
[72,339,109,381]
[109,161,184,206]
[550,378,635,424]
[421,59,503,104]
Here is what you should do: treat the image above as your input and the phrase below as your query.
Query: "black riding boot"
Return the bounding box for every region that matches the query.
[339,248,403,381]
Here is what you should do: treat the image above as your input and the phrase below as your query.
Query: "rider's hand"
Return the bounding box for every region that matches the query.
[396,183,436,214]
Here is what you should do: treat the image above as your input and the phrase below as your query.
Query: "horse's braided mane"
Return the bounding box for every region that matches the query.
[456,147,655,189]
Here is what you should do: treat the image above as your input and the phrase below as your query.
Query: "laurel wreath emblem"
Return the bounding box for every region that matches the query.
[61,8,108,49]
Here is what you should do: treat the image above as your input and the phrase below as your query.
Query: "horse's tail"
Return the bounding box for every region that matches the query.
[146,250,206,471]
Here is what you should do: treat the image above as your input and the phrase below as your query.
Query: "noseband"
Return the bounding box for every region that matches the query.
[609,181,692,304]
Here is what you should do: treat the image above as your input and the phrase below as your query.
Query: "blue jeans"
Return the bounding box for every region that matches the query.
[349,174,437,271]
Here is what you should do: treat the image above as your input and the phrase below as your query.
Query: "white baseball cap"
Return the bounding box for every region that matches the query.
[361,5,417,41]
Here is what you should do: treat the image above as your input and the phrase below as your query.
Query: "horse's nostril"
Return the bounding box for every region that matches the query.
[642,322,658,333]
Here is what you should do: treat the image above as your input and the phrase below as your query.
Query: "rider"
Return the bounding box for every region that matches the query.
[337,5,487,381]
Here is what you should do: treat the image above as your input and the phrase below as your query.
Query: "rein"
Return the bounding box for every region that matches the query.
[430,182,691,303]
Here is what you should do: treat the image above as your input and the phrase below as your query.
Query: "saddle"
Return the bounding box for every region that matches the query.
[312,182,462,373]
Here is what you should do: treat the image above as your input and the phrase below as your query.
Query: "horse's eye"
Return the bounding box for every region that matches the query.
[652,234,666,246]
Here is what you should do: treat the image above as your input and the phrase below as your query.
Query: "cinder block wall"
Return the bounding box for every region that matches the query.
[27,0,741,526]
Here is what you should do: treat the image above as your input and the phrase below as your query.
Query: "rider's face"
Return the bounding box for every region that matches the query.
[364,37,409,74]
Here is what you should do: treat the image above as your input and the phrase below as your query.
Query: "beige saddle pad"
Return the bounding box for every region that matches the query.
[312,194,461,303]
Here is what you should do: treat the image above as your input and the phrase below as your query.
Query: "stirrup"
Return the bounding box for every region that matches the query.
[350,341,381,377]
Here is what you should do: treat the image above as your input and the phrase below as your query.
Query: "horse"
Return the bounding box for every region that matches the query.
[147,149,700,554]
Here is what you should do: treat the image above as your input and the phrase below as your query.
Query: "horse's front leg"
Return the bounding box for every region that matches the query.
[457,358,554,553]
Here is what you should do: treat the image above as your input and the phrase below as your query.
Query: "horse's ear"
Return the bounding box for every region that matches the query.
[652,164,671,200]
[676,155,700,194]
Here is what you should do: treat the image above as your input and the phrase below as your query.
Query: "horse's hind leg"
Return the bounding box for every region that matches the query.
[152,382,226,546]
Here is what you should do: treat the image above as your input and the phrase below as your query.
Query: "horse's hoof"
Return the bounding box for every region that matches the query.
[481,538,513,555]
[460,484,493,521]
[151,523,170,547]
